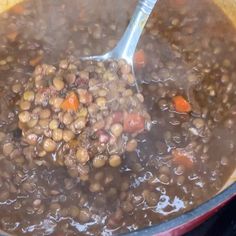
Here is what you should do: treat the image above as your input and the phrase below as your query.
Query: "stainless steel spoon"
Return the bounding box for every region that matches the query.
[82,0,158,70]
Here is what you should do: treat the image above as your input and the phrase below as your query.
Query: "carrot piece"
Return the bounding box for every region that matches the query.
[61,92,79,112]
[29,55,43,67]
[6,32,18,42]
[11,4,26,15]
[134,49,146,68]
[172,149,193,169]
[124,113,145,133]
[172,95,191,113]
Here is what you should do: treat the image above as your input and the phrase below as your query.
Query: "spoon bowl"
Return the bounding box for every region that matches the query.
[81,0,159,82]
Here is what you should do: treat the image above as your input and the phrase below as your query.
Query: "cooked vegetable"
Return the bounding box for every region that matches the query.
[61,92,80,112]
[172,96,191,113]
[134,49,146,68]
[124,113,145,133]
[172,149,194,169]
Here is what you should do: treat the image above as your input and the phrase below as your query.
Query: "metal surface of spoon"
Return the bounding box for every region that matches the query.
[82,0,158,68]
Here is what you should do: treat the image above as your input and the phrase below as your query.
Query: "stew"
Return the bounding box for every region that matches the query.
[0,0,235,235]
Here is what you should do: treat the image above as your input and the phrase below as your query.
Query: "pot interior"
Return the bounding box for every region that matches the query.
[0,0,236,233]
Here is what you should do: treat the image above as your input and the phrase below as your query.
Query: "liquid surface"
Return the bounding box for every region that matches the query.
[0,0,235,235]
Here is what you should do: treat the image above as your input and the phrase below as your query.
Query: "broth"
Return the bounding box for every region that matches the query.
[0,0,235,235]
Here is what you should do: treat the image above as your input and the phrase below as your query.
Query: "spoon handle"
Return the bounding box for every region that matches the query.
[112,0,158,63]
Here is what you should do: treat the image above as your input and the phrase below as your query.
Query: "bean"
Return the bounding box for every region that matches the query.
[77,107,88,117]
[23,91,35,101]
[176,176,185,186]
[52,129,63,142]
[12,83,22,93]
[126,139,138,152]
[79,208,91,223]
[121,63,131,75]
[26,133,38,145]
[96,97,107,109]
[20,100,31,110]
[63,130,75,142]
[0,132,6,142]
[33,199,42,208]
[78,89,92,104]
[126,74,135,85]
[0,191,10,201]
[121,201,134,213]
[53,77,65,91]
[40,109,51,119]
[93,120,105,131]
[221,156,229,166]
[142,190,159,206]
[73,117,86,130]
[76,148,89,164]
[89,182,102,192]
[19,111,31,123]
[39,119,50,129]
[193,118,205,129]
[65,73,76,85]
[159,166,171,175]
[120,181,129,192]
[110,123,123,137]
[93,155,107,168]
[49,119,59,130]
[63,112,73,125]
[3,143,14,156]
[50,203,61,212]
[109,155,121,167]
[50,97,64,109]
[158,174,170,184]
[174,165,185,175]
[224,118,234,129]
[27,118,38,128]
[43,138,56,152]
[68,205,80,218]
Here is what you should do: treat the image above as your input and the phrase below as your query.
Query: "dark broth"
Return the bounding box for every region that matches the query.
[0,0,235,235]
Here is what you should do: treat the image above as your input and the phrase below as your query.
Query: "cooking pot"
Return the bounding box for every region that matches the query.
[0,0,235,235]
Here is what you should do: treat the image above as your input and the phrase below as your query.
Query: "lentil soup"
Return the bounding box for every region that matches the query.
[0,0,235,235]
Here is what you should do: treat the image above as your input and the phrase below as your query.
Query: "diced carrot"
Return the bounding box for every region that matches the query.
[172,149,193,169]
[61,91,80,112]
[134,49,146,68]
[172,95,191,113]
[6,32,18,42]
[124,113,145,133]
[11,4,26,15]
[29,55,43,67]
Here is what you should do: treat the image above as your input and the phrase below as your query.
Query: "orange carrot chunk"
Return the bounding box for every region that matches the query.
[134,49,146,68]
[61,92,79,112]
[173,95,191,113]
[124,113,145,133]
[172,149,193,169]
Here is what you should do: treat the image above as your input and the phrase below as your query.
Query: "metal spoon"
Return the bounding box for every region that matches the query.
[82,0,158,73]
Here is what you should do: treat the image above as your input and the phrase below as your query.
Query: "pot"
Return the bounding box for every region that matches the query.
[0,1,235,236]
